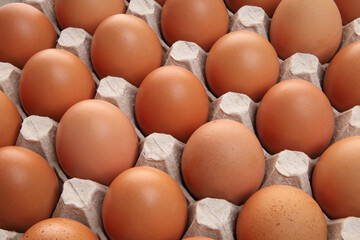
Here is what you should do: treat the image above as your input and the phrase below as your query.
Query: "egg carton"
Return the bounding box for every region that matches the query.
[1,0,360,239]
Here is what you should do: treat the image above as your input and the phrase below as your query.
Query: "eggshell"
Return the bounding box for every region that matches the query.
[102,166,188,240]
[0,3,57,69]
[323,41,360,112]
[154,0,166,6]
[183,238,215,240]
[270,0,342,64]
[334,0,360,25]
[19,49,95,122]
[205,31,279,102]
[0,91,21,147]
[256,79,334,158]
[225,0,282,17]
[236,185,327,240]
[181,119,265,205]
[312,136,360,219]
[55,0,126,35]
[56,99,138,186]
[0,146,60,233]
[21,218,98,240]
[91,14,162,87]
[135,65,209,143]
[161,0,229,52]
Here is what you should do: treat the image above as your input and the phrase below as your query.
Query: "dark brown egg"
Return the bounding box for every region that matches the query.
[0,146,60,233]
[334,0,360,25]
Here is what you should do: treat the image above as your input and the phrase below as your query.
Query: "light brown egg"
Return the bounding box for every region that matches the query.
[225,0,282,17]
[236,185,327,240]
[135,65,209,143]
[55,0,126,35]
[0,91,21,147]
[256,79,334,159]
[312,136,360,219]
[270,0,342,64]
[0,3,57,69]
[205,31,279,102]
[0,146,60,233]
[102,166,188,240]
[334,0,360,25]
[56,99,138,186]
[181,119,265,205]
[22,218,98,240]
[19,49,95,122]
[323,41,360,112]
[161,0,229,52]
[91,14,162,87]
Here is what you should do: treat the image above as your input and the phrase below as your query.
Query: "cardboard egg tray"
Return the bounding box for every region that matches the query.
[1,0,360,239]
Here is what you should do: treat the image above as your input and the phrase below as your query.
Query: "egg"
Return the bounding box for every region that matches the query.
[0,146,60,233]
[56,99,138,186]
[183,238,215,240]
[19,49,95,122]
[312,136,360,219]
[161,0,229,52]
[256,79,334,159]
[224,0,282,17]
[270,0,342,64]
[91,14,162,87]
[154,0,166,6]
[0,91,21,147]
[21,218,98,240]
[323,41,360,112]
[236,185,327,240]
[334,0,360,25]
[205,31,279,102]
[0,3,57,69]
[135,65,209,143]
[181,119,265,205]
[102,166,188,240]
[55,0,126,35]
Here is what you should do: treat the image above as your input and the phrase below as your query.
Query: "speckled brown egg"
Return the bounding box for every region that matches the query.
[270,0,342,64]
[312,136,360,219]
[102,166,188,240]
[0,91,21,147]
[323,41,360,112]
[205,31,279,102]
[56,99,138,186]
[181,119,265,205]
[0,146,60,233]
[19,49,95,122]
[21,218,98,240]
[236,185,327,240]
[256,79,334,159]
[161,0,229,52]
[91,14,162,87]
[55,0,126,35]
[0,3,57,69]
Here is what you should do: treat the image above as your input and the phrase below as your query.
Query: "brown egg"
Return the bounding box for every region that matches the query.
[312,136,360,219]
[0,3,56,69]
[22,218,98,240]
[334,0,360,25]
[56,99,138,186]
[181,119,265,205]
[256,79,334,159]
[135,65,209,143]
[0,91,21,147]
[102,166,188,240]
[183,238,215,240]
[91,14,162,87]
[154,0,166,6]
[161,0,229,51]
[205,31,279,102]
[19,49,95,122]
[236,185,327,240]
[323,41,360,112]
[0,146,60,233]
[270,0,342,64]
[55,0,126,35]
[224,0,282,17]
